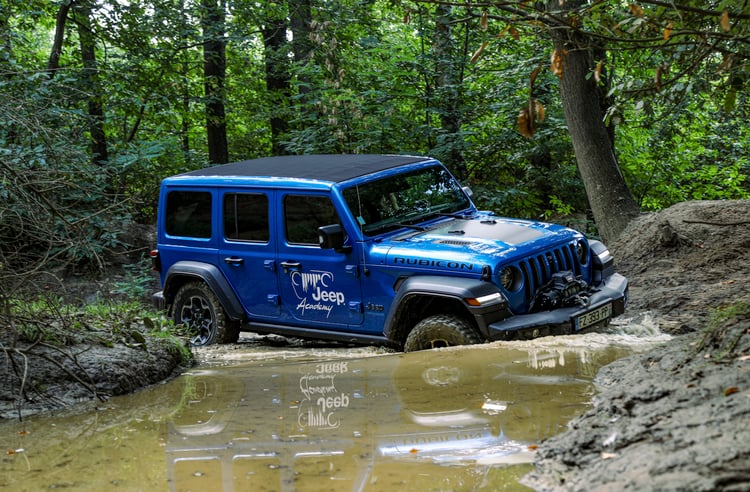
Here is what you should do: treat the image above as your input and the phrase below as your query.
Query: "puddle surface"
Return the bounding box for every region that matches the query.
[1,316,667,491]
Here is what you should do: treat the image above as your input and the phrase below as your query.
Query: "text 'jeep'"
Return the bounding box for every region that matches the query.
[151,154,628,350]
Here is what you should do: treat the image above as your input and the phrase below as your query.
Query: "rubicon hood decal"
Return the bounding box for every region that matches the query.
[426,219,545,245]
[391,257,475,271]
[380,217,578,273]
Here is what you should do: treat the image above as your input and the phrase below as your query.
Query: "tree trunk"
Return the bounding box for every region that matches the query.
[75,1,108,165]
[0,3,11,63]
[262,17,291,155]
[290,0,313,104]
[1,3,16,143]
[433,4,467,180]
[549,3,640,242]
[177,0,192,165]
[47,0,74,78]
[202,0,228,165]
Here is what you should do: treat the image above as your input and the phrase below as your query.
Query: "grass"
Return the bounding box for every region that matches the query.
[695,296,750,362]
[5,293,193,365]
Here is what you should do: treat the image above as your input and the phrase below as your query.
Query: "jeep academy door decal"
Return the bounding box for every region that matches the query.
[277,193,364,327]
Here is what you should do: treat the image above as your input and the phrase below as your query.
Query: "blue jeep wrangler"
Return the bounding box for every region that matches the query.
[151,154,627,351]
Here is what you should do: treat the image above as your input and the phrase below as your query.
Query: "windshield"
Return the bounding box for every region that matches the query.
[342,165,472,235]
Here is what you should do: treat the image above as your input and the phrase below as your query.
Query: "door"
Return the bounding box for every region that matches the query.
[276,193,364,327]
[218,190,281,318]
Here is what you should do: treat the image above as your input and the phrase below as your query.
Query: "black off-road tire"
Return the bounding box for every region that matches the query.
[173,281,240,346]
[403,314,483,352]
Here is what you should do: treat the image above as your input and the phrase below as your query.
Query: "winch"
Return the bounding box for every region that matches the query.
[531,271,591,312]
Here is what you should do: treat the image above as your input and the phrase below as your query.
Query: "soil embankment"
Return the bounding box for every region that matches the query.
[524,200,750,491]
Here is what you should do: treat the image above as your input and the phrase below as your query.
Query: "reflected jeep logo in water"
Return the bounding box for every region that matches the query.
[297,362,350,429]
[290,270,346,318]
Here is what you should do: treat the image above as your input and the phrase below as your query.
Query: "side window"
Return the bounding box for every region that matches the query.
[223,193,270,242]
[284,195,340,245]
[165,191,212,238]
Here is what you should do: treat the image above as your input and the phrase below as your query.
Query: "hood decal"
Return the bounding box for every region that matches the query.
[428,219,545,245]
[392,257,475,270]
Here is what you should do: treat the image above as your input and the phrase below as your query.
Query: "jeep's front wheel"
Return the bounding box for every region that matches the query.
[173,281,240,346]
[403,315,482,352]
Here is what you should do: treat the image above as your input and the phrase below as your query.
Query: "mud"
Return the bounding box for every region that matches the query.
[0,332,186,420]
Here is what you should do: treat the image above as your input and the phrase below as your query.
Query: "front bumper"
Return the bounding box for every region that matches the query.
[487,273,628,340]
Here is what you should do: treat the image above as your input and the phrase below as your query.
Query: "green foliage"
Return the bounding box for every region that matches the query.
[617,92,750,210]
[695,296,750,362]
[112,258,155,301]
[6,293,192,363]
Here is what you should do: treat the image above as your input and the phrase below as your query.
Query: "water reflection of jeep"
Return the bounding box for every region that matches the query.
[151,154,628,348]
[166,347,628,491]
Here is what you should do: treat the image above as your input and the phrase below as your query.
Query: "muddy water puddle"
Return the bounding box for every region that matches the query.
[1,316,667,491]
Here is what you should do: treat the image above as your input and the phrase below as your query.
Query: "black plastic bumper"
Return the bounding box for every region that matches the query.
[486,273,629,340]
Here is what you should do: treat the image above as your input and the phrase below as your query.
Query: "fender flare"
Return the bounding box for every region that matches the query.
[589,239,615,284]
[163,261,245,321]
[383,275,507,341]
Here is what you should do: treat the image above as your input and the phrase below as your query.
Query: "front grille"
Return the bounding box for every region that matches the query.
[518,243,581,302]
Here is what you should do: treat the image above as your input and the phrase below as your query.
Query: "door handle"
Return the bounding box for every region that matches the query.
[224,257,244,265]
[280,260,301,273]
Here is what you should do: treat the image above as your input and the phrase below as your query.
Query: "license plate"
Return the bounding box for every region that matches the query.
[575,303,612,331]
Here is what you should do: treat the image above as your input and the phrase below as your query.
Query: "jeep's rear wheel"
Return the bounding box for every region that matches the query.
[403,314,482,352]
[173,281,240,346]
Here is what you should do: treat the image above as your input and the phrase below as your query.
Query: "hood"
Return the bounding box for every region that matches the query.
[379,217,581,274]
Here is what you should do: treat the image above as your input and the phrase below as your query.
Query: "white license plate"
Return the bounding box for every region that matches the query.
[575,303,612,331]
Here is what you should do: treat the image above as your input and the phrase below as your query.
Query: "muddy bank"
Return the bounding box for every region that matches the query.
[524,200,750,491]
[0,332,187,420]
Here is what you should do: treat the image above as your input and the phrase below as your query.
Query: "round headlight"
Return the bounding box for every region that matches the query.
[499,266,519,291]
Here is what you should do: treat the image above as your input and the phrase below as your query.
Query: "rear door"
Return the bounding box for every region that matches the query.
[218,190,281,319]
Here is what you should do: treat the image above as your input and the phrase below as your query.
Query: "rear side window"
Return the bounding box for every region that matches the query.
[224,193,269,242]
[165,191,212,238]
[285,195,340,245]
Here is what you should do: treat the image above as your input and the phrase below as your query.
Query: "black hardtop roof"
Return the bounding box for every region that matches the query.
[180,154,433,183]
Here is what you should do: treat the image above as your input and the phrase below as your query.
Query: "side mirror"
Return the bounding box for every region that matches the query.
[318,224,350,253]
